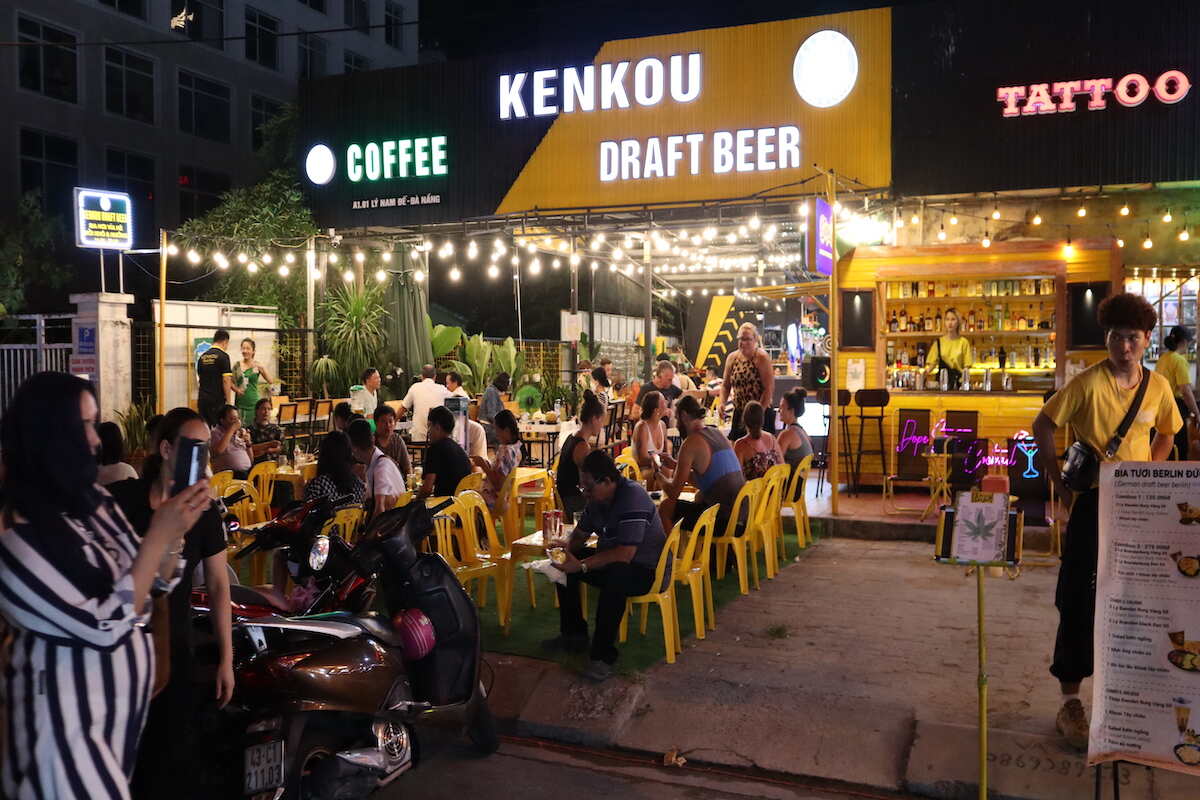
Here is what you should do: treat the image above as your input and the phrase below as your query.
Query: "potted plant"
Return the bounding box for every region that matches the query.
[115,397,155,474]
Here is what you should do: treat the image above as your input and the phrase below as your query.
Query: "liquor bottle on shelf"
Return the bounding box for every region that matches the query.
[886,340,895,366]
[916,342,927,368]
[1032,345,1041,367]
[899,344,910,366]
[998,345,1007,370]
[1027,304,1037,329]
[898,307,908,331]
[912,281,921,298]
[967,308,976,331]
[927,281,935,298]
[924,308,934,332]
[889,310,898,333]
[934,309,943,332]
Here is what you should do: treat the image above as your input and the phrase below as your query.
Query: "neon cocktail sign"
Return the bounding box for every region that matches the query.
[996,70,1190,117]
[896,420,1040,479]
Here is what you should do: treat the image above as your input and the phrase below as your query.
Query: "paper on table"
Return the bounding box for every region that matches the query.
[522,558,567,586]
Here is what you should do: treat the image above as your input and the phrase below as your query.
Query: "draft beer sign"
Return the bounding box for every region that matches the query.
[74,188,133,250]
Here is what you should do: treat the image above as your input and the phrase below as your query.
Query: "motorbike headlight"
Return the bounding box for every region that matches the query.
[309,535,330,571]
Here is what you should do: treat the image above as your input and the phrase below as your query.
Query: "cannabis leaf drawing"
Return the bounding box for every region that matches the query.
[963,509,999,543]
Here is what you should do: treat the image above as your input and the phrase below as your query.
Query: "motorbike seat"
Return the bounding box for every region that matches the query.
[229,584,288,614]
[315,612,405,648]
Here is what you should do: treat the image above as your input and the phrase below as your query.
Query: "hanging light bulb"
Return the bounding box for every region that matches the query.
[991,204,1001,220]
[894,215,905,229]
[981,231,992,248]
[685,289,693,297]
[590,260,599,271]
[510,254,519,266]
[1063,238,1075,258]
[1143,233,1154,249]
[701,288,709,296]
[186,249,201,264]
[1116,237,1125,248]
[466,240,478,260]
[247,261,259,273]
[569,252,581,267]
[341,269,354,283]
[329,252,340,264]
[213,252,229,269]
[370,269,384,283]
[797,204,809,217]
[525,241,536,254]
[413,269,426,282]
[381,251,393,263]
[1119,203,1130,216]
[487,264,500,279]
[278,264,290,277]
[937,225,947,241]
[703,226,717,240]
[1164,209,1174,223]
[529,258,541,275]
[738,225,748,237]
[910,212,920,225]
[236,252,248,264]
[763,224,777,241]
[449,266,462,281]
[166,243,179,256]
[551,258,561,270]
[608,261,616,272]
[309,266,322,279]
[261,252,273,265]
[611,247,624,261]
[1032,211,1042,225]
[749,215,761,231]
[949,213,958,225]
[1076,202,1087,217]
[726,232,737,244]
[1180,228,1190,242]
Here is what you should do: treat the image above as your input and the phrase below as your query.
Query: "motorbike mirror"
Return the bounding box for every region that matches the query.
[309,534,331,571]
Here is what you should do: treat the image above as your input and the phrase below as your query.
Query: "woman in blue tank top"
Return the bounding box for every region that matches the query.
[655,395,745,531]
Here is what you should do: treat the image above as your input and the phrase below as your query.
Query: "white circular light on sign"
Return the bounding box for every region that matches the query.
[305,144,336,185]
[99,196,111,212]
[793,30,858,108]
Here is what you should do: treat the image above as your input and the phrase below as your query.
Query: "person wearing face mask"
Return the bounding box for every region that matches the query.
[107,407,235,800]
[0,374,209,800]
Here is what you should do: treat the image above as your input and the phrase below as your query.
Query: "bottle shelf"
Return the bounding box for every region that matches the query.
[883,330,1055,339]
[885,293,1057,305]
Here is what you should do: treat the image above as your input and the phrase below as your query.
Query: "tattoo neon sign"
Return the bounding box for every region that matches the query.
[996,70,1190,117]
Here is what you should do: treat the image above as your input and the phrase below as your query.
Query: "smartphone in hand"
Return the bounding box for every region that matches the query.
[172,437,209,495]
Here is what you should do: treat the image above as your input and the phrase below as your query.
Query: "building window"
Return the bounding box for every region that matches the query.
[17,17,78,103]
[99,0,146,19]
[384,2,404,49]
[250,95,283,151]
[171,0,224,51]
[343,50,370,73]
[245,7,279,70]
[298,0,326,12]
[106,149,156,246]
[178,166,231,222]
[178,70,231,142]
[298,33,327,79]
[344,0,369,34]
[104,48,155,124]
[19,129,78,224]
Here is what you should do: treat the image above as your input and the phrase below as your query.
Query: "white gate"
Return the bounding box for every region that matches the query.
[0,314,74,415]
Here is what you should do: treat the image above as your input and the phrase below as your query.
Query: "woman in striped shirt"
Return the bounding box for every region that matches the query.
[0,372,209,800]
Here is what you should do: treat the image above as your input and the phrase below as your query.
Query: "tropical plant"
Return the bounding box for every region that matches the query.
[492,337,526,388]
[319,283,387,388]
[446,333,494,395]
[115,397,155,455]
[535,365,575,413]
[310,354,343,398]
[425,314,463,360]
[0,191,73,316]
[578,331,602,364]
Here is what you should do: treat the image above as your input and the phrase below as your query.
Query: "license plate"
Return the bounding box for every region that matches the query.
[244,740,284,795]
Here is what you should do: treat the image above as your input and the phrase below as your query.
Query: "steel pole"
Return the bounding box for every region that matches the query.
[156,228,167,414]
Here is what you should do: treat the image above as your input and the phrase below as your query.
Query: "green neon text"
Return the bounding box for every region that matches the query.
[346,135,448,182]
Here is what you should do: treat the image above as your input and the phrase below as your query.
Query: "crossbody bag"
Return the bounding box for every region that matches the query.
[1061,367,1151,492]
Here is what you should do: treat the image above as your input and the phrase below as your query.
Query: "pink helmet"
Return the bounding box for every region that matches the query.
[393,608,436,661]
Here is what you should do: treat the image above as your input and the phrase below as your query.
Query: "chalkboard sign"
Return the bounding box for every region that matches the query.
[840,289,875,350]
[894,408,931,480]
[1067,281,1111,349]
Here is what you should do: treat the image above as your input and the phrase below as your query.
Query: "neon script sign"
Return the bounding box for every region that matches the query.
[896,420,1040,479]
[997,70,1190,117]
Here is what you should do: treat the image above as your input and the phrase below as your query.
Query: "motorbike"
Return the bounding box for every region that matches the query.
[192,496,498,800]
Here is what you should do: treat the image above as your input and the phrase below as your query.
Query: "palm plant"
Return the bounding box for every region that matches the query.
[115,397,155,455]
[447,333,492,394]
[426,315,463,360]
[319,284,387,388]
[310,354,343,398]
[492,337,526,388]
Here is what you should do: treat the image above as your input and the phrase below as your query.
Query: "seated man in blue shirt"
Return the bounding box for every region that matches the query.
[547,450,669,682]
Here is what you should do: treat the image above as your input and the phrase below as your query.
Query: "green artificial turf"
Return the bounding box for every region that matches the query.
[475,521,821,675]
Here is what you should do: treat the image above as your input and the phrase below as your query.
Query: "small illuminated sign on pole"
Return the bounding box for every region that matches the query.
[813,197,834,277]
[74,188,133,250]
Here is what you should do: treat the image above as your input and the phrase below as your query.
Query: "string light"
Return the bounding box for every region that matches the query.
[529,257,541,275]
[1180,228,1190,242]
[949,213,958,225]
[466,240,478,260]
[1119,203,1130,216]
[612,247,624,260]
[375,269,387,282]
[342,269,354,283]
[413,269,425,282]
[237,252,248,264]
[261,252,273,265]
[213,252,229,269]
[590,260,599,271]
[749,215,761,231]
[186,249,201,264]
[551,258,561,270]
[570,253,581,267]
[381,251,393,263]
[449,266,462,281]
[309,266,322,279]
[525,242,537,254]
[247,261,259,273]
[487,264,500,279]
[1076,201,1087,218]
[166,243,179,256]
[981,231,991,248]
[991,203,1000,220]
[608,262,617,272]
[277,264,290,277]
[910,212,920,225]
[1164,209,1174,223]
[510,254,519,266]
[1032,211,1042,225]
[284,252,296,264]
[797,204,809,217]
[329,252,340,264]
[1116,237,1125,248]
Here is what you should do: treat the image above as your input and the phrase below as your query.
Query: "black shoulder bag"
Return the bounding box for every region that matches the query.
[1061,368,1151,491]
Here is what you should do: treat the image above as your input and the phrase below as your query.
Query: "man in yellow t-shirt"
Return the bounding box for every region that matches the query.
[1032,293,1181,752]
[1155,325,1199,460]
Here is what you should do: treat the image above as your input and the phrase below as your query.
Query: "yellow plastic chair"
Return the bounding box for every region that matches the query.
[432,502,507,627]
[780,455,814,556]
[248,461,278,509]
[712,479,765,594]
[455,472,484,495]
[492,469,545,609]
[614,449,639,478]
[673,504,720,638]
[618,521,683,663]
[209,470,235,498]
[300,461,318,484]
[222,480,265,525]
[457,490,515,630]
[393,491,415,509]
[758,464,792,577]
[322,506,365,543]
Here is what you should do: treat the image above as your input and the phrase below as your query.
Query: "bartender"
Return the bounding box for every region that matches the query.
[925,307,973,389]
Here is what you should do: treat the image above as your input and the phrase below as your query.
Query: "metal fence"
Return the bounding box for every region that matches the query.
[0,315,73,415]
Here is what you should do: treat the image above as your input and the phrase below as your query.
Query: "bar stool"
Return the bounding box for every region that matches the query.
[815,389,853,496]
[853,389,890,495]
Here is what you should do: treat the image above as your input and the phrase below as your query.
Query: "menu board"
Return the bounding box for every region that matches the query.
[1091,462,1200,775]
